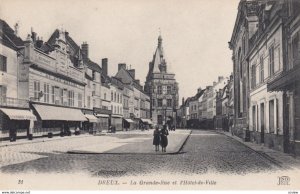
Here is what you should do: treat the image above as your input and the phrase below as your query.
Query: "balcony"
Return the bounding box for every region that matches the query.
[0,97,29,108]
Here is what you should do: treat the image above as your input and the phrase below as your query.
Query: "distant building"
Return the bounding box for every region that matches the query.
[144,35,179,127]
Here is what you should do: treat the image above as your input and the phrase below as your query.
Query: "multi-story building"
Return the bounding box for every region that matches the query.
[97,58,112,132]
[114,63,150,129]
[110,77,124,131]
[144,35,179,127]
[229,0,256,139]
[187,88,204,129]
[20,29,87,137]
[80,42,102,133]
[267,0,300,155]
[0,20,36,140]
[229,0,299,155]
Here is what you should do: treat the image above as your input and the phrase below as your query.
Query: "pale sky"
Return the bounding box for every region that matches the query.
[1,0,239,102]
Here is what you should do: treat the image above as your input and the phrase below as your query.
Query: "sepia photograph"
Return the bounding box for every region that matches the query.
[0,0,300,192]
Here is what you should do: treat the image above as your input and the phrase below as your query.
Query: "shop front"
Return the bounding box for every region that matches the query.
[111,115,123,131]
[31,104,87,137]
[94,108,111,132]
[123,118,134,131]
[0,108,36,141]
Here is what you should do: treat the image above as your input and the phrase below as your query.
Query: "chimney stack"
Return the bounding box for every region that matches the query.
[213,81,217,86]
[102,58,108,76]
[135,79,140,85]
[128,69,135,79]
[118,63,126,71]
[81,42,89,60]
[31,28,37,43]
[218,76,224,83]
[14,23,19,36]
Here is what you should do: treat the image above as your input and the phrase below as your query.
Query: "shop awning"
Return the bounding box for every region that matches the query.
[95,114,109,118]
[124,118,134,123]
[32,104,87,121]
[84,114,98,123]
[0,108,36,120]
[112,114,123,118]
[140,118,153,124]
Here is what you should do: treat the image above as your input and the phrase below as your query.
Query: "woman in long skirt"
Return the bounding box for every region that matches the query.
[153,126,161,151]
[160,125,169,152]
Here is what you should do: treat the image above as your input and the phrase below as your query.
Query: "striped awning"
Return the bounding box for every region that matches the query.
[124,118,134,123]
[95,114,109,118]
[32,104,87,121]
[140,118,153,124]
[84,114,98,123]
[0,108,36,120]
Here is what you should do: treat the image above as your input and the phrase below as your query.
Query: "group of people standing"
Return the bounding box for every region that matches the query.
[153,125,169,152]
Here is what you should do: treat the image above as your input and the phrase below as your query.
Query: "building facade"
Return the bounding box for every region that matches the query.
[144,35,179,127]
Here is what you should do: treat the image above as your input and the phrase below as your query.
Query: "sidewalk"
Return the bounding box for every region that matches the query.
[68,129,192,155]
[217,130,300,170]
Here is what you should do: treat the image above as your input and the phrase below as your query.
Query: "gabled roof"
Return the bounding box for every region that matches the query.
[0,19,24,50]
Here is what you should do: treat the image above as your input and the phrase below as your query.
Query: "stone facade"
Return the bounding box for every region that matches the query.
[144,35,179,127]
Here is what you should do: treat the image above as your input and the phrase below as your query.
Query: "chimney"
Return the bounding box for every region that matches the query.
[218,76,224,82]
[102,58,108,76]
[135,79,140,85]
[118,63,126,71]
[36,37,44,48]
[197,87,202,94]
[213,81,217,86]
[81,42,89,60]
[31,28,37,43]
[128,69,135,79]
[182,97,185,105]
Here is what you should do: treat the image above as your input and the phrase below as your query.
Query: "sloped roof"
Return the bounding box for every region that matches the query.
[0,19,24,50]
[86,58,101,73]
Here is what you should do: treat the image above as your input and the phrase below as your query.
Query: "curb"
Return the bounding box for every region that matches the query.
[0,134,105,148]
[67,130,192,155]
[214,130,285,169]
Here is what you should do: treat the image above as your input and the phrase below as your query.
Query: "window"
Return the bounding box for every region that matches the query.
[251,65,256,89]
[78,93,82,108]
[111,105,113,112]
[117,93,119,103]
[43,83,50,103]
[157,115,163,125]
[68,90,74,107]
[0,85,7,104]
[111,91,113,101]
[87,96,91,108]
[51,86,55,103]
[92,71,95,80]
[114,92,116,102]
[259,56,264,83]
[93,99,96,108]
[252,106,256,131]
[34,81,40,101]
[152,99,156,106]
[292,33,300,67]
[167,86,171,94]
[157,86,162,95]
[157,99,163,107]
[60,89,64,105]
[269,46,275,76]
[0,55,7,72]
[87,80,91,88]
[104,93,106,100]
[269,100,275,133]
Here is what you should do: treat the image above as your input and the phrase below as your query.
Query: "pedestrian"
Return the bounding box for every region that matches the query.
[153,126,161,152]
[160,124,169,152]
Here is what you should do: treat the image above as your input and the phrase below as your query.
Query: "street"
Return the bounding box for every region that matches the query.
[0,130,287,177]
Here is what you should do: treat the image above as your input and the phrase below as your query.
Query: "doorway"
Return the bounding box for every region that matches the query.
[260,103,265,144]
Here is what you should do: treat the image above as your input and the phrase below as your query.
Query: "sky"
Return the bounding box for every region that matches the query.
[1,0,239,103]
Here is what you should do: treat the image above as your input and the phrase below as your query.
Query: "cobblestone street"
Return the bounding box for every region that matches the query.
[1,129,296,178]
